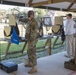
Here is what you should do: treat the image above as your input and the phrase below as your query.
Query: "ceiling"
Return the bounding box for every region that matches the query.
[0,0,76,12]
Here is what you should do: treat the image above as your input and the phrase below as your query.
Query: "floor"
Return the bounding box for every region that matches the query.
[0,52,76,75]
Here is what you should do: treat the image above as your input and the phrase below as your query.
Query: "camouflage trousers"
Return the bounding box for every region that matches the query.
[27,39,38,66]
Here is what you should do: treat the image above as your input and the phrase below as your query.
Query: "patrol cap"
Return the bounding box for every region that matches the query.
[28,10,34,17]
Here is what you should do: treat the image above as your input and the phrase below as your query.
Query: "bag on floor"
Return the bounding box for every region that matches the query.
[0,62,18,73]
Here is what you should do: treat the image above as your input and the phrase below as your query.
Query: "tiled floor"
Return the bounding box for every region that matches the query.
[0,52,75,75]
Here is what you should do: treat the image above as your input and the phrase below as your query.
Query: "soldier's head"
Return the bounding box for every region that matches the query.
[66,14,72,19]
[28,10,34,19]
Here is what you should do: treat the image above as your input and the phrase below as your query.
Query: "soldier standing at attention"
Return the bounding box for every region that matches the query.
[20,10,38,74]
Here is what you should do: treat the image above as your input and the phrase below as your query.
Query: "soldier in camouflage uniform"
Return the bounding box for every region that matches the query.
[20,10,38,74]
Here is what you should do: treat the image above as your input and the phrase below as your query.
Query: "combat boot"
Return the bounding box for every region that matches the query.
[25,62,33,67]
[28,66,37,74]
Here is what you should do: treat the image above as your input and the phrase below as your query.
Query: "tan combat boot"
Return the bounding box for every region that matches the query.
[28,66,37,74]
[25,62,33,67]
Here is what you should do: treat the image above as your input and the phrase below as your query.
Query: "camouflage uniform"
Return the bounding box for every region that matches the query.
[25,19,38,66]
